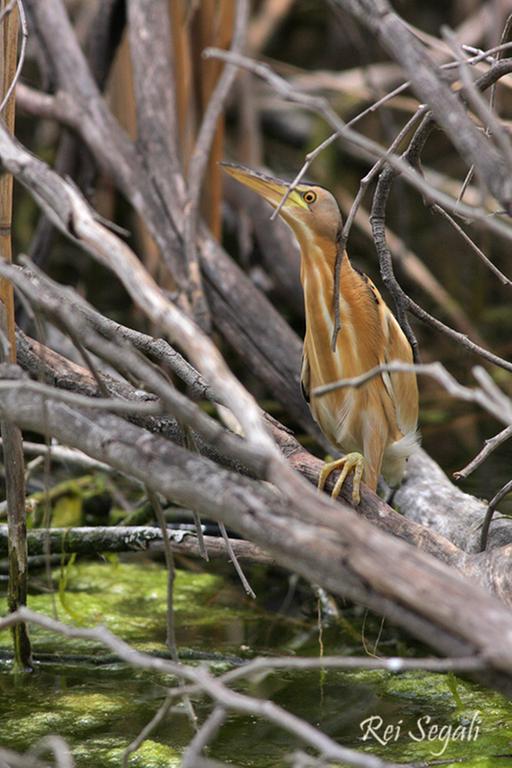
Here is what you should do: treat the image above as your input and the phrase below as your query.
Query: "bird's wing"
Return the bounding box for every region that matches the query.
[300,350,310,404]
[380,308,419,436]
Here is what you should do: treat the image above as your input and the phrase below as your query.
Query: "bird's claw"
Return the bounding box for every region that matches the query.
[317,452,365,506]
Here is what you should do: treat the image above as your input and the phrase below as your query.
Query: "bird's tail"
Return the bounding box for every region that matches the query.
[382,429,421,487]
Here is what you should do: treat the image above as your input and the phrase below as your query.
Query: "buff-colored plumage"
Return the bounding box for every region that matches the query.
[223,163,419,503]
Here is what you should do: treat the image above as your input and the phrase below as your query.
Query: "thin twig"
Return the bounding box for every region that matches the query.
[0,438,118,473]
[431,203,512,286]
[218,652,486,685]
[122,695,173,768]
[454,424,512,480]
[204,48,512,282]
[443,26,512,174]
[311,360,512,426]
[0,376,163,416]
[181,706,227,768]
[147,489,178,659]
[219,521,256,599]
[480,479,512,552]
[0,525,274,565]
[331,104,428,350]
[145,489,198,732]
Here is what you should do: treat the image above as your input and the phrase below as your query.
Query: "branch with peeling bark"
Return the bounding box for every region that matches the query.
[0,525,274,565]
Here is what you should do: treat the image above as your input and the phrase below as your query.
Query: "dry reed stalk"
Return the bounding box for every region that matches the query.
[170,1,234,240]
[198,0,235,240]
[169,0,194,168]
[0,0,31,669]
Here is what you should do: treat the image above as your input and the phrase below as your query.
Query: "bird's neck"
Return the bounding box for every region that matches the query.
[299,235,348,335]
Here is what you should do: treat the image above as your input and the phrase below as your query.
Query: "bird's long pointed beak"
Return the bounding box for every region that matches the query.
[222,162,308,212]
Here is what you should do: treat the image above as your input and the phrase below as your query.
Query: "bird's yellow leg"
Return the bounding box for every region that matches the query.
[317,452,366,506]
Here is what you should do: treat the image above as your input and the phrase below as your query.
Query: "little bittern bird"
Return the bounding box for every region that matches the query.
[223,163,419,504]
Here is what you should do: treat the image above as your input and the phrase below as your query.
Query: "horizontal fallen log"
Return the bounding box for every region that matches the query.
[0,526,274,565]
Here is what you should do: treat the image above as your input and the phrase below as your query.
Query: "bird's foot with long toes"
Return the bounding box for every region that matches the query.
[317,452,366,506]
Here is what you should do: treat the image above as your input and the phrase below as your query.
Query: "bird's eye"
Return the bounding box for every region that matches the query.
[303,190,317,204]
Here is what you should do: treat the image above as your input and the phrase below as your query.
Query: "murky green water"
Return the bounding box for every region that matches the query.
[1,560,512,767]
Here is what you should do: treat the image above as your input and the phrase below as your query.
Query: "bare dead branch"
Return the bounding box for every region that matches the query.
[0,439,114,473]
[431,203,512,286]
[0,261,269,478]
[312,360,512,426]
[0,524,274,564]
[218,520,256,599]
[181,707,227,768]
[0,125,285,474]
[480,479,512,552]
[331,0,512,210]
[0,376,164,415]
[454,425,512,480]
[204,49,512,275]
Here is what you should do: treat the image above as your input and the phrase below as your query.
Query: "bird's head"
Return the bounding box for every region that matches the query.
[222,163,342,245]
